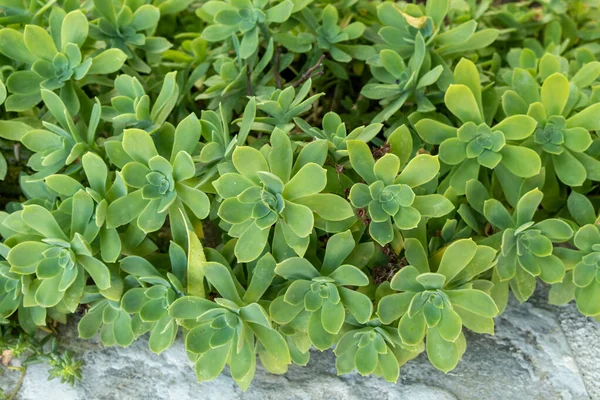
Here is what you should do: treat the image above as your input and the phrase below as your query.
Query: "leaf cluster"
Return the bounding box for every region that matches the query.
[0,0,599,390]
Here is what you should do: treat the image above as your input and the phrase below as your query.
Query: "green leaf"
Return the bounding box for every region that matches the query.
[373,154,400,185]
[243,253,276,303]
[204,262,243,305]
[395,154,440,188]
[329,265,368,286]
[88,48,127,75]
[122,129,158,163]
[444,84,483,124]
[380,49,406,79]
[82,152,108,195]
[35,275,64,307]
[321,299,345,334]
[541,73,569,116]
[538,254,565,284]
[446,289,498,317]
[94,0,117,25]
[24,25,57,60]
[534,219,573,242]
[232,147,269,185]
[574,224,600,252]
[61,10,89,49]
[235,222,270,263]
[414,119,457,145]
[22,205,67,240]
[132,5,160,30]
[78,255,111,290]
[78,307,103,339]
[339,287,372,323]
[438,306,462,342]
[177,184,210,219]
[575,279,600,316]
[377,292,414,324]
[354,342,378,376]
[499,145,541,178]
[347,140,376,183]
[0,29,36,64]
[502,90,528,116]
[492,115,537,141]
[515,189,543,226]
[276,257,320,280]
[149,316,177,354]
[106,190,146,228]
[308,308,336,350]
[453,58,482,114]
[281,201,313,238]
[169,296,219,319]
[552,150,587,187]
[568,193,596,227]
[269,128,293,182]
[439,138,467,165]
[266,0,294,23]
[399,311,426,345]
[567,103,600,131]
[412,194,454,218]
[571,61,600,88]
[437,239,477,282]
[426,327,461,373]
[283,163,326,201]
[250,323,291,364]
[294,194,354,221]
[321,230,355,275]
[194,344,231,381]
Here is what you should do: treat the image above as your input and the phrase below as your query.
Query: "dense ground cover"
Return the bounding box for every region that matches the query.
[0,0,599,390]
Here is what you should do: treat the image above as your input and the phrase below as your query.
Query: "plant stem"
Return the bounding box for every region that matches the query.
[274,46,282,89]
[246,64,252,96]
[7,367,26,400]
[290,54,326,88]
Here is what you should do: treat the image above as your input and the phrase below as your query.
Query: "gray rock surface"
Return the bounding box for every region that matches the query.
[1,289,598,400]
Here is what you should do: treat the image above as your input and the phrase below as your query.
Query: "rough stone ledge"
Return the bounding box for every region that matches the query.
[1,288,598,400]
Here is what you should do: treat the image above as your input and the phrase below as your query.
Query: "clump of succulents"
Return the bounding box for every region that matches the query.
[0,0,599,393]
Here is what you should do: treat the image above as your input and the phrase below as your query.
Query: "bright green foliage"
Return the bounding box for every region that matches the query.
[45,152,128,264]
[78,298,135,347]
[334,319,423,383]
[255,79,323,131]
[295,112,382,161]
[1,0,600,392]
[214,128,353,262]
[270,230,372,350]
[362,33,443,122]
[106,115,210,239]
[198,99,256,166]
[0,10,126,113]
[570,224,600,317]
[376,1,499,59]
[414,59,541,195]
[377,239,498,372]
[198,0,293,59]
[118,250,185,354]
[90,0,167,73]
[195,39,286,112]
[484,189,573,303]
[169,258,290,390]
[502,69,600,187]
[13,91,100,183]
[347,140,453,245]
[104,72,179,134]
[3,197,110,315]
[310,5,369,63]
